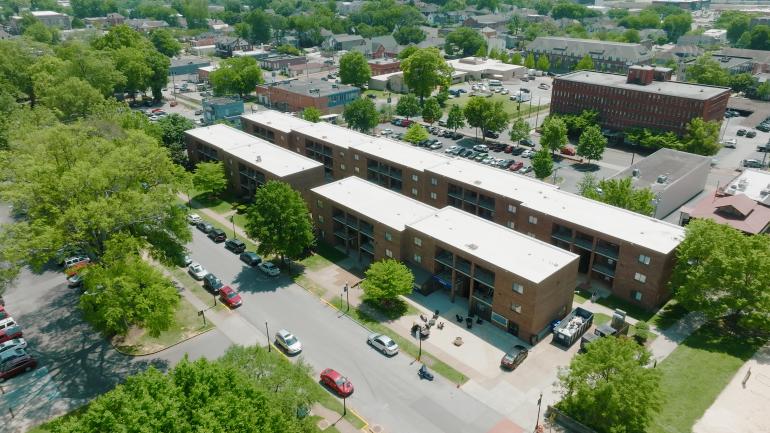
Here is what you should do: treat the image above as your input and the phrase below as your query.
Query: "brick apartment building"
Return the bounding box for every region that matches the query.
[238,110,685,311]
[551,66,731,136]
[526,37,653,74]
[311,177,579,341]
[368,58,401,76]
[255,80,360,114]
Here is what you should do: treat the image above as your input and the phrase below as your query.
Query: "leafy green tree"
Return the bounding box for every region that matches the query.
[510,52,522,65]
[344,97,379,133]
[421,97,442,124]
[176,0,209,29]
[241,10,272,44]
[71,0,118,18]
[577,125,606,164]
[361,259,414,305]
[38,77,104,121]
[724,13,751,44]
[524,52,535,69]
[0,39,52,107]
[403,123,429,144]
[56,41,126,97]
[557,337,662,433]
[401,48,452,104]
[393,25,426,45]
[149,29,182,57]
[685,54,730,87]
[682,117,720,156]
[532,148,553,180]
[508,117,531,143]
[301,107,322,122]
[580,176,656,216]
[244,181,314,263]
[623,29,641,43]
[210,56,263,98]
[536,55,550,71]
[748,25,770,50]
[446,104,465,132]
[339,51,371,88]
[540,117,567,154]
[662,13,692,42]
[276,44,301,55]
[396,94,420,120]
[463,97,509,142]
[23,21,59,44]
[397,45,418,60]
[445,27,486,56]
[729,73,756,93]
[193,161,228,198]
[671,219,770,334]
[573,54,594,71]
[157,114,195,166]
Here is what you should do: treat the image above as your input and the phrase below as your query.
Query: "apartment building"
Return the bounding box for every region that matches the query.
[255,80,360,114]
[185,124,325,201]
[526,37,653,74]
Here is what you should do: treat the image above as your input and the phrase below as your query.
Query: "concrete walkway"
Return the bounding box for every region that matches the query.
[648,311,706,363]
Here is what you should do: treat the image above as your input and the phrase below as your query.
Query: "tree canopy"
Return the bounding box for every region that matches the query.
[463,97,509,141]
[445,27,486,56]
[193,161,228,198]
[393,26,426,45]
[210,56,263,98]
[149,29,182,57]
[343,98,379,133]
[579,175,656,216]
[361,259,415,304]
[446,104,466,132]
[403,123,429,144]
[396,94,420,120]
[532,147,553,180]
[339,51,372,88]
[301,107,322,123]
[576,125,607,164]
[508,117,531,143]
[540,117,568,153]
[421,97,443,124]
[400,48,452,103]
[573,54,595,71]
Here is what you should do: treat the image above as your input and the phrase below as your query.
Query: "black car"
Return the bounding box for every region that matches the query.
[503,159,516,168]
[203,273,224,293]
[758,124,770,132]
[196,221,213,233]
[519,138,534,147]
[240,251,262,266]
[207,228,226,243]
[224,238,246,253]
[451,132,463,140]
[500,345,529,370]
[747,130,757,138]
[483,130,499,139]
[737,129,747,136]
[510,147,525,156]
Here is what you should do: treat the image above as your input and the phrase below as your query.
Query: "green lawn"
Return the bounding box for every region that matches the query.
[448,93,549,118]
[648,323,766,433]
[573,290,589,304]
[575,288,656,322]
[298,243,348,271]
[649,300,690,330]
[593,313,611,327]
[186,189,239,215]
[166,266,228,313]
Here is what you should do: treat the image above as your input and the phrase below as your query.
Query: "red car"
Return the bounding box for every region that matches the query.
[0,325,22,344]
[504,145,513,154]
[560,146,576,156]
[64,261,90,277]
[400,119,413,127]
[219,286,242,308]
[509,161,524,172]
[320,368,354,397]
[0,354,37,382]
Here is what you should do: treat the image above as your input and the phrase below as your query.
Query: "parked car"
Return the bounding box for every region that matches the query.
[747,130,757,138]
[188,262,208,280]
[64,261,90,277]
[187,214,202,224]
[400,119,413,127]
[196,221,214,233]
[500,345,529,370]
[258,261,280,277]
[63,256,90,269]
[219,286,242,308]
[391,118,402,126]
[519,138,534,147]
[0,353,37,382]
[757,123,770,132]
[240,251,262,266]
[275,329,302,355]
[520,76,529,82]
[474,152,488,161]
[520,165,533,174]
[194,109,203,116]
[224,238,246,253]
[0,325,22,344]
[483,130,499,139]
[380,128,393,136]
[521,149,534,158]
[203,273,224,293]
[722,138,737,148]
[501,89,509,95]
[473,144,489,153]
[207,228,226,243]
[320,368,354,397]
[510,147,525,156]
[0,306,6,320]
[560,146,576,156]
[0,338,26,355]
[743,159,764,168]
[451,132,463,140]
[737,129,747,136]
[429,142,443,150]
[367,333,399,356]
[445,145,459,154]
[757,144,770,152]
[67,273,83,288]
[509,161,524,171]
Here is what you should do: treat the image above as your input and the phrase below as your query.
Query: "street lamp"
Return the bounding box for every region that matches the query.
[265,321,271,352]
[230,215,236,240]
[343,282,350,312]
[552,166,561,185]
[535,392,543,433]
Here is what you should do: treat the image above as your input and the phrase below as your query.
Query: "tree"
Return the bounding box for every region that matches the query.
[176,0,209,29]
[149,29,182,57]
[671,219,770,334]
[524,52,535,69]
[540,117,567,154]
[301,107,322,122]
[339,51,371,88]
[397,45,418,60]
[193,161,228,198]
[361,259,414,305]
[682,117,720,156]
[275,44,301,56]
[445,27,486,57]
[536,55,550,71]
[396,94,420,120]
[71,0,118,18]
[343,98,379,133]
[623,29,641,43]
[510,52,522,65]
[56,41,126,97]
[241,10,272,44]
[446,104,465,132]
[748,25,770,50]
[23,21,59,44]
[244,181,314,263]
[393,26,426,45]
[729,73,755,93]
[209,56,263,98]
[576,125,606,164]
[157,114,195,166]
[573,54,594,71]
[463,97,509,142]
[421,97,442,124]
[532,148,553,180]
[508,117,531,143]
[38,77,104,121]
[557,337,662,433]
[662,13,692,42]
[685,54,730,87]
[403,123,429,144]
[580,176,656,216]
[400,48,452,104]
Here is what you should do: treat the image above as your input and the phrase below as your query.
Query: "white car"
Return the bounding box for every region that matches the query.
[0,338,27,355]
[187,262,208,280]
[521,149,534,158]
[187,214,202,224]
[445,145,459,154]
[501,89,509,95]
[367,333,399,356]
[63,256,90,268]
[722,138,737,148]
[275,329,302,355]
[380,128,393,136]
[258,261,280,277]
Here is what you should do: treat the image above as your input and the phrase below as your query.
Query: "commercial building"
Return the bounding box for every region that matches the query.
[11,11,71,32]
[526,37,653,74]
[683,54,753,77]
[551,66,731,136]
[185,124,324,201]
[447,57,526,81]
[368,58,401,76]
[254,80,360,114]
[259,54,307,72]
[240,110,686,310]
[202,97,244,123]
[323,34,366,52]
[310,177,579,341]
[611,148,711,219]
[170,56,211,76]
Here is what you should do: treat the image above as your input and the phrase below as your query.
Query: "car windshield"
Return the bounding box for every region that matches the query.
[284,335,297,345]
[335,376,349,386]
[385,339,396,347]
[227,291,239,299]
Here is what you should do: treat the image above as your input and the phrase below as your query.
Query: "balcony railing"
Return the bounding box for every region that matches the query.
[455,260,471,276]
[551,229,573,244]
[473,270,495,287]
[360,242,374,254]
[478,197,495,211]
[594,243,619,260]
[574,236,593,251]
[472,289,494,305]
[592,263,616,278]
[334,229,355,241]
[435,251,454,268]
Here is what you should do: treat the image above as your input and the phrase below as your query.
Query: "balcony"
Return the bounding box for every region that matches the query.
[478,197,495,211]
[360,223,374,237]
[592,262,616,278]
[473,268,495,287]
[472,286,494,305]
[574,236,593,251]
[455,259,471,276]
[448,188,463,200]
[594,242,619,260]
[334,229,355,241]
[360,242,374,254]
[551,228,573,244]
[435,250,454,268]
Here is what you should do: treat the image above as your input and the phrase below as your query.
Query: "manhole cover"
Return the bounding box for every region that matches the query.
[369,424,384,433]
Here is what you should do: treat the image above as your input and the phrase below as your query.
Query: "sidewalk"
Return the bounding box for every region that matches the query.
[181,193,252,241]
[648,311,706,363]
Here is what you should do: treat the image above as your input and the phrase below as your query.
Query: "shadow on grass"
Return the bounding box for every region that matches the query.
[571,162,600,172]
[361,299,410,321]
[576,288,656,322]
[651,301,689,330]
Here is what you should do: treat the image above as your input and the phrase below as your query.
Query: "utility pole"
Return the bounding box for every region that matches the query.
[535,392,543,433]
[230,215,236,239]
[344,282,350,312]
[265,321,271,352]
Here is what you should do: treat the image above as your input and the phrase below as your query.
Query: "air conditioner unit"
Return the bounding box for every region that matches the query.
[608,259,615,265]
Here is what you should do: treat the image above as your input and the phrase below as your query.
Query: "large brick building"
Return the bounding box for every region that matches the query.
[255,80,360,114]
[526,37,652,74]
[551,66,731,136]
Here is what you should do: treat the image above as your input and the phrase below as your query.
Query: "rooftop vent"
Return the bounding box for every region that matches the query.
[466,243,478,250]
[255,156,262,163]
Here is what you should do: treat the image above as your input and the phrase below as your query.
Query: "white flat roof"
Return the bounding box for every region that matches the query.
[355,138,452,171]
[186,124,322,177]
[723,169,770,204]
[448,58,525,73]
[240,110,311,134]
[312,177,437,231]
[408,207,578,283]
[293,121,373,150]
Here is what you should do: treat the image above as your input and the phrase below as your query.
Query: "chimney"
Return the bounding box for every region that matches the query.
[627,65,654,85]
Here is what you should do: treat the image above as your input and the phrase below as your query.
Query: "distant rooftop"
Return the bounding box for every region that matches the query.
[170,55,210,67]
[556,70,730,101]
[613,148,711,192]
[185,124,322,177]
[448,57,525,73]
[721,168,770,205]
[241,110,311,134]
[263,79,359,98]
[408,207,579,283]
[312,177,437,232]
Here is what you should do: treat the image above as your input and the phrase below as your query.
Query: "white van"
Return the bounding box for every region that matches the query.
[0,317,17,331]
[488,79,502,87]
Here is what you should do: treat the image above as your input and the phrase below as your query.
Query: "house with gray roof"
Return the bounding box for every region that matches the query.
[323,34,366,52]
[526,36,652,73]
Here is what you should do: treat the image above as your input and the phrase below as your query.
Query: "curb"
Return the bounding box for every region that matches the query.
[111,326,215,357]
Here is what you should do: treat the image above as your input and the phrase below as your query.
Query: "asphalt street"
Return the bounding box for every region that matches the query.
[186,227,507,433]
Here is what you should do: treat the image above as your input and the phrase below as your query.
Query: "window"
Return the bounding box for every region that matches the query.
[411,174,419,181]
[512,283,524,294]
[638,254,651,265]
[511,303,522,314]
[385,231,392,241]
[385,249,393,258]
[340,151,345,157]
[430,192,437,200]
[316,199,323,208]
[527,232,536,237]
[354,167,360,173]
[528,215,538,224]
[413,253,422,263]
[632,290,643,301]
[411,188,418,196]
[507,204,517,214]
[353,154,359,160]
[634,272,647,283]
[318,215,324,223]
[491,312,508,327]
[340,163,346,170]
[507,221,515,229]
[414,237,422,246]
[430,177,438,186]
